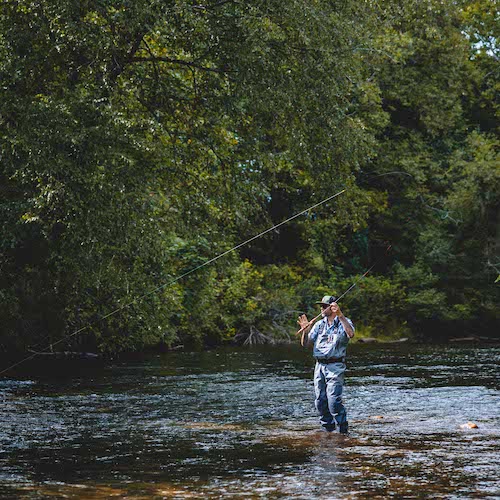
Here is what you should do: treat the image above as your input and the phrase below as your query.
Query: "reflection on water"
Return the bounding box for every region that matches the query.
[1,344,499,498]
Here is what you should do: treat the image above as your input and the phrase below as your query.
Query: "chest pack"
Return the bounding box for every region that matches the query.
[317,319,339,338]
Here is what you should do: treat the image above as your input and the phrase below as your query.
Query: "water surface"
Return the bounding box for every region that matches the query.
[1,343,499,498]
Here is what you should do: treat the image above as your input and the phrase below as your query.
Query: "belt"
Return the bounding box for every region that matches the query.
[315,356,345,364]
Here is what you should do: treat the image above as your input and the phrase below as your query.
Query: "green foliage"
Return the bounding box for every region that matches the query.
[0,0,377,352]
[353,0,499,337]
[217,261,304,342]
[335,274,409,338]
[0,0,498,354]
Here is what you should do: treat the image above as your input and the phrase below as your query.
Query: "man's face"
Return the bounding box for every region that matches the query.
[320,303,333,317]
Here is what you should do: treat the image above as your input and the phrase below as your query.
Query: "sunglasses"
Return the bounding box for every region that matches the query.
[320,304,330,309]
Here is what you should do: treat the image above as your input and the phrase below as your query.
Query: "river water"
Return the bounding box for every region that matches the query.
[1,343,499,498]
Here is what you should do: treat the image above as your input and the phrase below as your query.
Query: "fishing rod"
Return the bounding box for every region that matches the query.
[0,188,347,377]
[296,244,392,339]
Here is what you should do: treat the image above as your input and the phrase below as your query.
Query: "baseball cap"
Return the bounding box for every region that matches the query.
[315,295,337,305]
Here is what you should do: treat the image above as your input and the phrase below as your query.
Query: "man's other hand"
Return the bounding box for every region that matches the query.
[297,314,310,331]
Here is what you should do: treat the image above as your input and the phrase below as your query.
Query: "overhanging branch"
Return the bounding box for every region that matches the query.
[131,56,230,74]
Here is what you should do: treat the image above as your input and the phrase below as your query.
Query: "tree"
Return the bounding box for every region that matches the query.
[0,0,378,352]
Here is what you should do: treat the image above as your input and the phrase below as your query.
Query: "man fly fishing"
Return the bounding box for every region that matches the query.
[297,295,355,434]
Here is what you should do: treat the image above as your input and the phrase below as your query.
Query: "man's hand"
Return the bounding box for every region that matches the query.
[330,302,343,317]
[331,302,355,338]
[297,314,313,347]
[297,314,310,331]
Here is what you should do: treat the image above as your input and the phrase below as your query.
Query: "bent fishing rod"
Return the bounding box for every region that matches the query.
[296,244,392,340]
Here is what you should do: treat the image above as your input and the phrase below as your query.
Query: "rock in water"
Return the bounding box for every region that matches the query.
[460,422,479,429]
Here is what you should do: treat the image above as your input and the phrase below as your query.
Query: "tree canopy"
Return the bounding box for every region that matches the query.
[0,0,498,354]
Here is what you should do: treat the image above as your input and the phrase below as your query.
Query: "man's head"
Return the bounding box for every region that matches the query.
[316,295,337,317]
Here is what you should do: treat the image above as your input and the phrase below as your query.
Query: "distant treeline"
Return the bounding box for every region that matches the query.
[0,0,498,353]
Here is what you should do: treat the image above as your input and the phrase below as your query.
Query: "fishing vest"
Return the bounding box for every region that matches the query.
[317,318,339,337]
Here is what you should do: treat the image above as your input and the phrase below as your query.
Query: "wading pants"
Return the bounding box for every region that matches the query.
[314,361,347,431]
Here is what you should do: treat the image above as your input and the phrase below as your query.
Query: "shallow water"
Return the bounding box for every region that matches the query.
[1,343,499,498]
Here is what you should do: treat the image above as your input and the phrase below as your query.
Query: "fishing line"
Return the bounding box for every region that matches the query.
[0,188,347,376]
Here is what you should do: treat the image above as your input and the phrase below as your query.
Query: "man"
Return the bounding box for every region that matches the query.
[298,295,355,434]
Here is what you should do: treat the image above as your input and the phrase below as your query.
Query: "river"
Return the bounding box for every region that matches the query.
[1,343,499,498]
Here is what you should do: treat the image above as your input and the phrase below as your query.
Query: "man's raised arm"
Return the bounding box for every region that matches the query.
[330,303,354,338]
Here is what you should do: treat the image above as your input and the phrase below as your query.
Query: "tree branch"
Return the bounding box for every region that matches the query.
[131,56,230,73]
[192,0,239,10]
